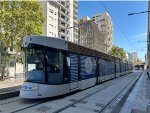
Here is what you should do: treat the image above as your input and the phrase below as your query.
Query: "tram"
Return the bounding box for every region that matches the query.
[20,35,133,99]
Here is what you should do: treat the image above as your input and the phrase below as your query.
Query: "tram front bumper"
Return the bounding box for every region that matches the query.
[19,82,39,99]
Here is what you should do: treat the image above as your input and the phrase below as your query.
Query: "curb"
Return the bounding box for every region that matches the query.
[0,90,20,100]
[111,71,144,113]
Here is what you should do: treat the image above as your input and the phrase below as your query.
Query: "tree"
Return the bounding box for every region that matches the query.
[108,46,127,59]
[0,1,45,79]
[134,58,142,65]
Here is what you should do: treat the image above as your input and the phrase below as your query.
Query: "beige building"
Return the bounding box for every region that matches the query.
[40,0,78,43]
[92,12,113,53]
[79,17,105,53]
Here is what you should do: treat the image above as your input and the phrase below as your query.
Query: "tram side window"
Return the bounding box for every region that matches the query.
[46,49,63,84]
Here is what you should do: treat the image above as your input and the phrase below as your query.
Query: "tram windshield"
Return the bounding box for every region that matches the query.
[24,44,63,84]
[25,44,45,83]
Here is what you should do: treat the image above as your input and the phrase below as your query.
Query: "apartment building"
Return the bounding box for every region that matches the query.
[128,52,138,63]
[40,0,78,43]
[92,12,113,53]
[79,17,105,53]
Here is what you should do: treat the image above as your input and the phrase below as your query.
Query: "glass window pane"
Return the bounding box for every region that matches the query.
[47,49,63,84]
[24,44,45,83]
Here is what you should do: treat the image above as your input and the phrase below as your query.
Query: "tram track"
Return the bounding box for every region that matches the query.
[51,72,142,113]
[9,80,118,113]
[0,71,142,113]
[0,98,23,106]
[10,100,47,113]
[52,72,142,113]
[99,71,143,113]
[0,96,48,113]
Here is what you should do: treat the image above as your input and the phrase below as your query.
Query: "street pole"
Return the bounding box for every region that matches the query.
[128,5,150,67]
[148,1,150,67]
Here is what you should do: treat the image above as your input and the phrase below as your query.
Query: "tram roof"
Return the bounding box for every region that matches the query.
[23,35,131,63]
[23,35,68,50]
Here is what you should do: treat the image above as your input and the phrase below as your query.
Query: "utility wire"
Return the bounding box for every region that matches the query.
[100,1,137,52]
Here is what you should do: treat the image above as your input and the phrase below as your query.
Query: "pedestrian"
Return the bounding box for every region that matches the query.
[147,66,150,79]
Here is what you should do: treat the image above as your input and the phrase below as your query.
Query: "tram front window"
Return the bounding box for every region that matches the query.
[25,45,45,83]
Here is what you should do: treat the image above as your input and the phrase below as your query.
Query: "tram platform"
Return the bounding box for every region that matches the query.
[120,70,150,113]
[0,86,21,100]
[0,77,23,100]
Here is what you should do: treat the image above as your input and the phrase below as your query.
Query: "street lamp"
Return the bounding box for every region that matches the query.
[128,9,150,66]
[137,41,150,43]
[128,11,150,16]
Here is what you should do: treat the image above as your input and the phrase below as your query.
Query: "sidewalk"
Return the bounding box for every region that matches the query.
[0,77,24,94]
[120,71,150,113]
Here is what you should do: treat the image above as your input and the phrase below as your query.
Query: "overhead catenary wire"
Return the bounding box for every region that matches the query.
[99,1,137,52]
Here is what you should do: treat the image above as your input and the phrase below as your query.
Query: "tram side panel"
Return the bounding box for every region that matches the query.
[80,55,97,90]
[124,63,126,75]
[127,63,130,74]
[123,63,126,75]
[98,58,105,82]
[112,61,116,78]
[120,63,123,76]
[126,63,128,74]
[69,53,79,91]
[124,63,127,75]
[100,59,112,81]
[116,62,120,77]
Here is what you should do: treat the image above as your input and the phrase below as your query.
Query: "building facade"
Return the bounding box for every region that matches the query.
[92,12,113,53]
[147,1,150,67]
[128,52,138,63]
[40,0,78,43]
[79,17,105,53]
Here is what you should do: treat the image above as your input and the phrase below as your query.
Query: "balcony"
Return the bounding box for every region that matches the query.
[74,19,78,24]
[59,17,70,25]
[73,11,78,16]
[73,14,78,20]
[74,27,79,30]
[59,24,68,29]
[66,1,70,6]
[74,31,78,35]
[74,8,78,13]
[53,1,70,12]
[59,32,70,40]
[59,10,70,19]
[61,1,70,7]
[73,2,78,8]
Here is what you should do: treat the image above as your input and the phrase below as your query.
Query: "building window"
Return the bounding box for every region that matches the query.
[49,32,53,36]
[49,9,53,14]
[55,12,57,15]
[49,16,53,21]
[49,24,53,29]
[61,36,65,39]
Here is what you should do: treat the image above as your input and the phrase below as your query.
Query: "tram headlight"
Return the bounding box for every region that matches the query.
[21,85,38,90]
[28,86,38,90]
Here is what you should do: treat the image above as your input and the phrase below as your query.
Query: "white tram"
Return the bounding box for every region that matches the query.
[20,35,133,99]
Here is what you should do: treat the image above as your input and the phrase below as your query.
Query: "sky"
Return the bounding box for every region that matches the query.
[78,1,148,61]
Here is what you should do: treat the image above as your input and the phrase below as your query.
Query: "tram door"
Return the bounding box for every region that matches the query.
[69,54,79,91]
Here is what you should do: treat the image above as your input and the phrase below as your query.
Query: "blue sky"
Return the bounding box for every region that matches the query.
[78,1,148,60]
